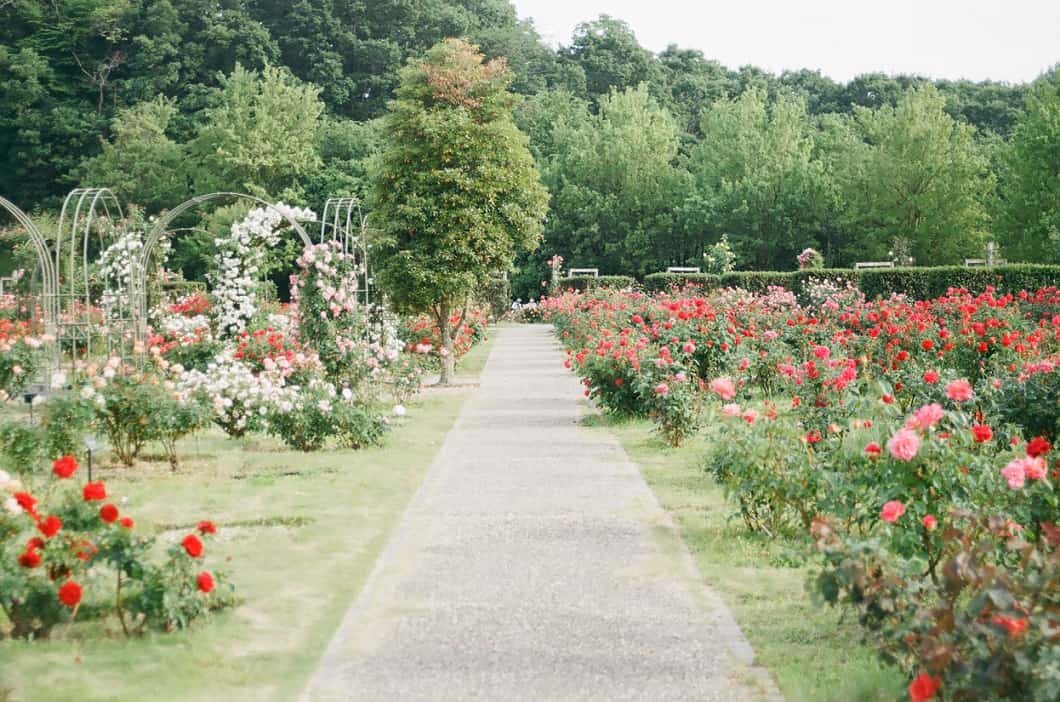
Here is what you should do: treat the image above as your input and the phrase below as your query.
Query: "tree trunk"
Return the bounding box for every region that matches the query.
[436,305,455,386]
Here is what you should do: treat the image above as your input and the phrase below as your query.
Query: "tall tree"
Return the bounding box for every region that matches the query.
[688,89,833,269]
[79,96,190,211]
[996,67,1060,262]
[837,85,993,264]
[543,85,687,274]
[563,15,659,101]
[188,64,324,199]
[372,38,548,383]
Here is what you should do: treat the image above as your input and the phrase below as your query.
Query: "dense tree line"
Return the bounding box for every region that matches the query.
[1,3,1056,295]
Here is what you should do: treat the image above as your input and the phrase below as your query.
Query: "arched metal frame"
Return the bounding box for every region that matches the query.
[0,197,57,339]
[132,192,314,342]
[55,188,128,360]
[318,197,373,308]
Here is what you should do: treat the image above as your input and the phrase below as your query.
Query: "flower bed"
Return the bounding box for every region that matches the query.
[546,283,1059,700]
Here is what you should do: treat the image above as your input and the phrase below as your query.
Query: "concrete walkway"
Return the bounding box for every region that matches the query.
[302,325,780,701]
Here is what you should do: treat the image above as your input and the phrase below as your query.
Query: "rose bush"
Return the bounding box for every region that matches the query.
[0,457,233,639]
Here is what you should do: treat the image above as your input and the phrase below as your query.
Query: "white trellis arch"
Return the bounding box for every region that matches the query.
[131,192,315,342]
[318,197,373,308]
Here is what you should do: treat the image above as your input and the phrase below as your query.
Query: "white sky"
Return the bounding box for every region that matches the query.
[511,0,1060,84]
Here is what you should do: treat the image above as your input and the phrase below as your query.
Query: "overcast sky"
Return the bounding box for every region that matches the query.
[511,0,1060,84]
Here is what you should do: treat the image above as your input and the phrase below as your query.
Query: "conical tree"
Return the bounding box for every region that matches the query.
[372,38,549,384]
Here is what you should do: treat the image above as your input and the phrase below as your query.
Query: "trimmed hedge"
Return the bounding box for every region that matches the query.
[554,275,637,292]
[642,264,1060,299]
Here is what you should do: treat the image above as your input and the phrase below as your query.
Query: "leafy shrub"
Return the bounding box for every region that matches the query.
[553,275,636,293]
[812,512,1059,702]
[39,394,95,461]
[333,403,389,450]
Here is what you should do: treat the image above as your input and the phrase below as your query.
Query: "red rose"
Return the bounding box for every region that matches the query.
[120,516,135,529]
[864,442,882,456]
[13,491,36,514]
[58,580,82,608]
[182,534,204,558]
[26,537,45,550]
[99,504,119,524]
[880,500,906,523]
[881,394,894,404]
[922,514,938,530]
[52,455,78,479]
[908,671,941,701]
[196,571,215,593]
[18,549,41,568]
[75,540,97,561]
[83,482,106,501]
[805,429,822,444]
[922,370,939,384]
[197,520,217,535]
[972,424,993,443]
[991,614,1029,637]
[38,514,62,538]
[921,339,934,351]
[1026,436,1051,457]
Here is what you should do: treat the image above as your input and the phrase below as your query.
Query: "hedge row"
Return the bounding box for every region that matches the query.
[554,275,637,292]
[641,264,1060,299]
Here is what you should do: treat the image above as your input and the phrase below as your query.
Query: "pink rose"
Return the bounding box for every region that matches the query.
[880,500,906,523]
[906,403,944,430]
[721,403,741,417]
[922,514,937,530]
[1001,460,1025,489]
[945,379,973,402]
[682,341,696,354]
[1023,456,1047,480]
[709,377,736,400]
[655,383,669,396]
[813,345,831,359]
[887,428,921,461]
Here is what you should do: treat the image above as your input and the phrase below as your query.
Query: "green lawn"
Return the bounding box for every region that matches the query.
[0,337,494,702]
[587,413,906,702]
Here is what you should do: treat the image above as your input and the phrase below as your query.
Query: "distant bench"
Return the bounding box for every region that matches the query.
[963,258,1008,267]
[854,261,895,270]
[666,267,701,273]
[567,268,599,278]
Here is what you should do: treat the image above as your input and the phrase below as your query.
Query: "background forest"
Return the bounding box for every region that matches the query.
[2,1,1058,299]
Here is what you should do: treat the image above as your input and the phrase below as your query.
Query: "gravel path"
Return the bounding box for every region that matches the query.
[301,324,781,701]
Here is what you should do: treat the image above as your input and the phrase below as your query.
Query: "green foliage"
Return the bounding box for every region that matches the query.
[189,64,324,200]
[564,15,659,99]
[543,85,687,274]
[642,264,1060,299]
[835,86,994,264]
[997,67,1060,262]
[553,275,636,292]
[79,97,190,211]
[689,89,833,270]
[39,394,96,461]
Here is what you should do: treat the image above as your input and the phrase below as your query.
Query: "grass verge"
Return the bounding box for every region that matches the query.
[587,413,905,702]
[0,337,494,702]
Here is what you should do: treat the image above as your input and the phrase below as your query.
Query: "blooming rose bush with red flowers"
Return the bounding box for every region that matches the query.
[0,457,234,639]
